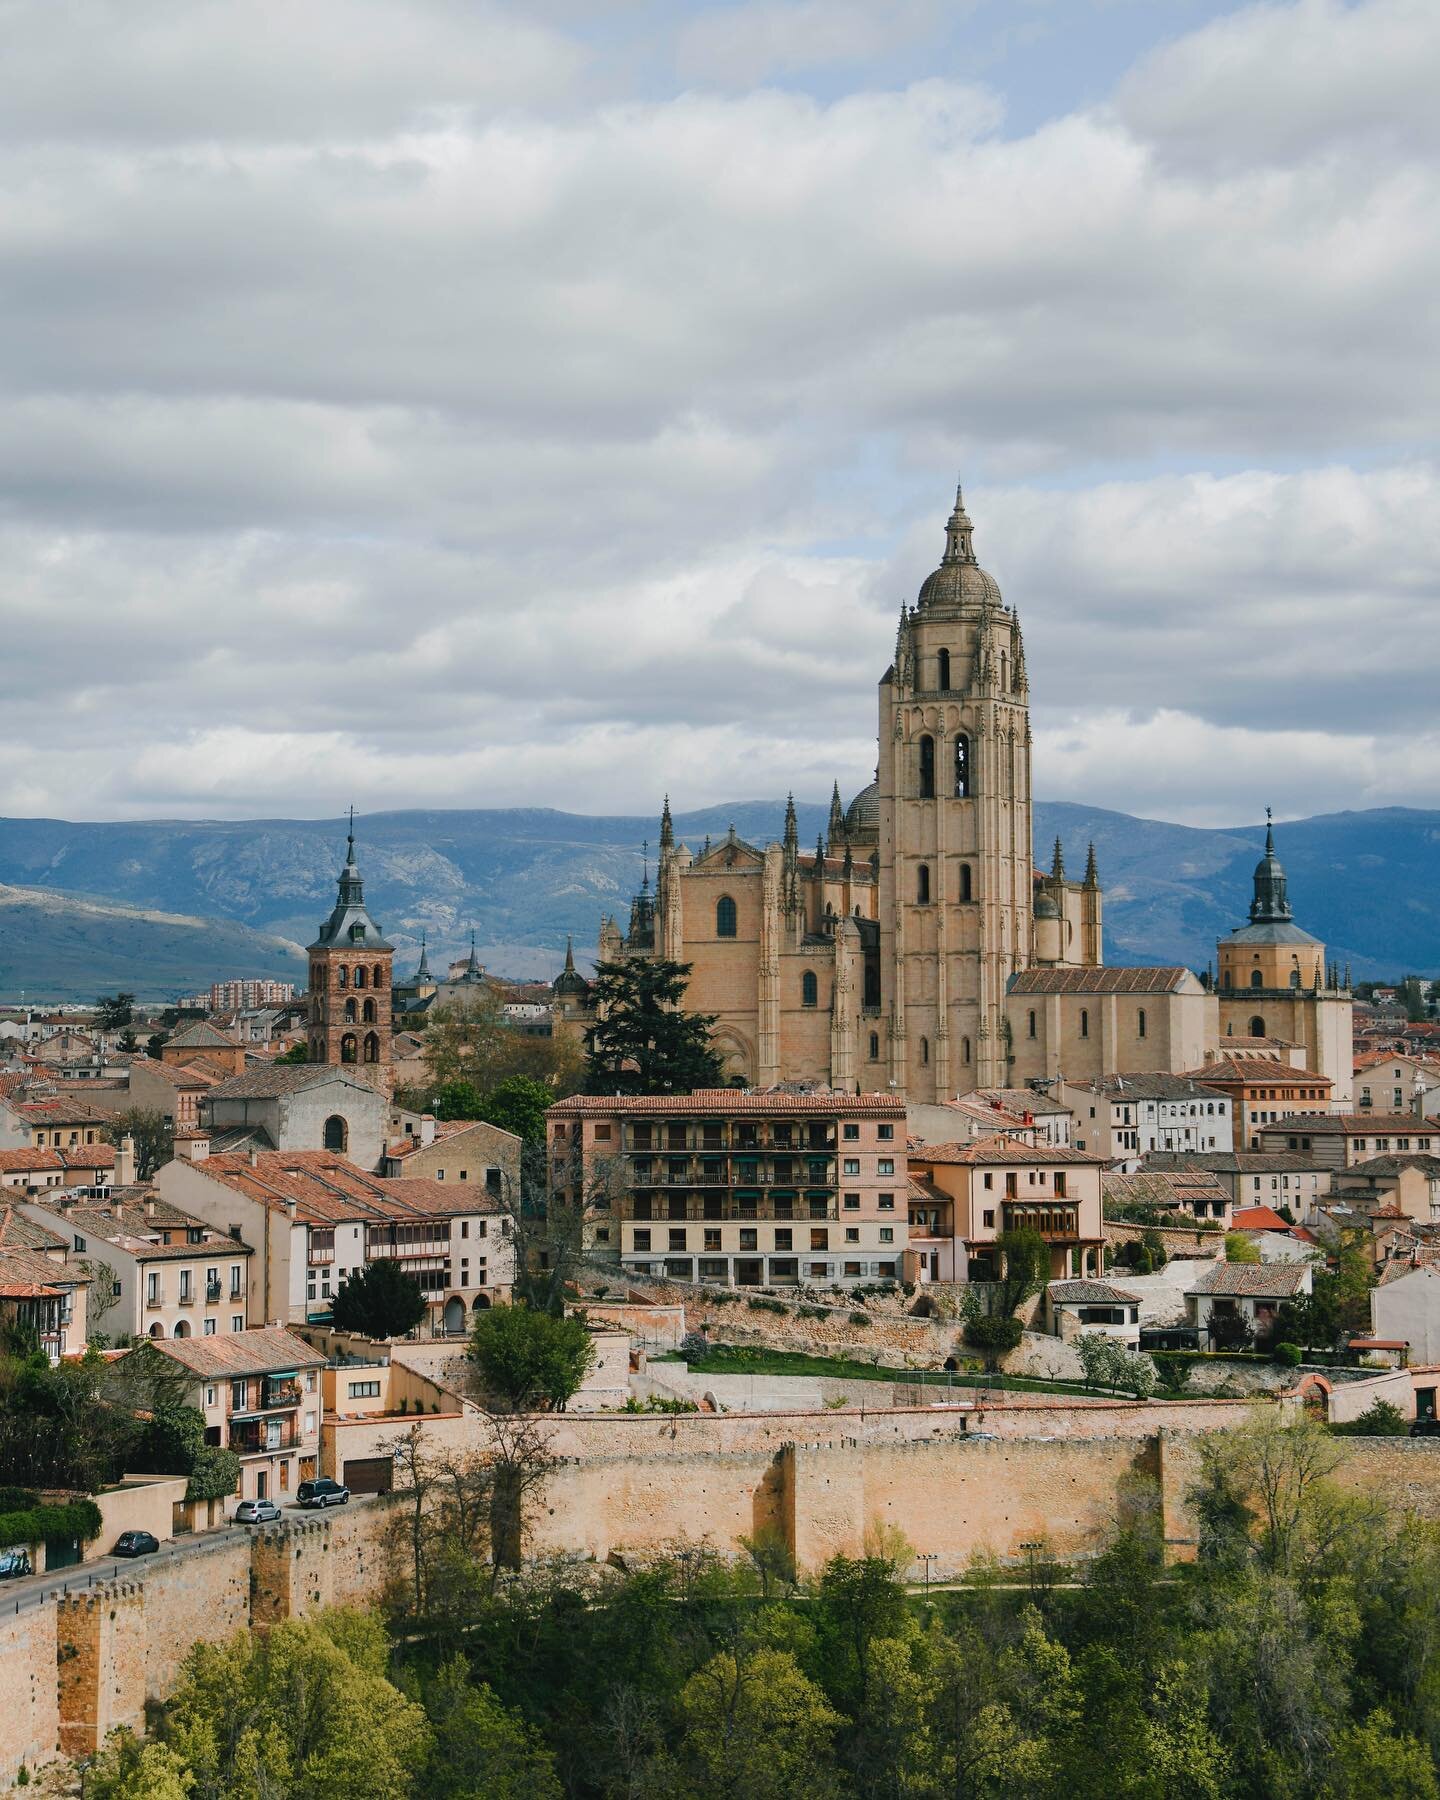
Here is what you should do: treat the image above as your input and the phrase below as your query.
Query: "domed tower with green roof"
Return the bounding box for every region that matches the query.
[306,810,394,1091]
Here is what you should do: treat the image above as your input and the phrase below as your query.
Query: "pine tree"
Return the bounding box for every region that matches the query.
[582,958,725,1095]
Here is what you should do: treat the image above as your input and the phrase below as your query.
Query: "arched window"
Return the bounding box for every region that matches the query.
[1027,1009,1037,1039]
[1250,968,1263,989]
[916,864,931,904]
[716,895,737,938]
[959,863,972,902]
[1137,1008,1147,1039]
[920,1036,930,1065]
[962,1036,971,1064]
[372,964,384,988]
[869,1032,880,1060]
[1080,1009,1090,1039]
[340,1033,358,1064]
[937,648,951,691]
[323,1115,348,1153]
[1221,969,1232,990]
[918,735,935,799]
[316,966,328,991]
[149,1321,165,1339]
[354,965,367,989]
[1250,1016,1266,1039]
[801,971,818,1008]
[172,1319,190,1338]
[343,998,357,1024]
[362,998,376,1022]
[954,733,971,798]
[363,1032,380,1064]
[1289,969,1301,988]
[337,965,348,989]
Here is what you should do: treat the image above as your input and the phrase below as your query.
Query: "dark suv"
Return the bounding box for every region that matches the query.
[1410,1416,1440,1438]
[296,1478,350,1509]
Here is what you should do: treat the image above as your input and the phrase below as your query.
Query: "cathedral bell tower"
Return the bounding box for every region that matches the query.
[306,811,394,1094]
[877,487,1032,1099]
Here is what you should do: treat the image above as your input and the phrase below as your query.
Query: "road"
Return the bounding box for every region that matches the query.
[0,1495,378,1617]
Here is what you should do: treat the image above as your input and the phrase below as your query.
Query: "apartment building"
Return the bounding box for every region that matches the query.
[1144,1150,1331,1214]
[906,1136,1107,1285]
[0,1210,91,1360]
[1257,1112,1437,1172]
[1182,1054,1331,1150]
[545,1090,908,1289]
[1061,1073,1232,1167]
[158,1148,514,1335]
[142,1326,326,1504]
[15,1188,252,1342]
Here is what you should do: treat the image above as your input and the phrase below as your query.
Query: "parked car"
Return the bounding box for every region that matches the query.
[296,1478,349,1509]
[0,1547,33,1580]
[234,1498,282,1524]
[1410,1416,1440,1438]
[113,1530,159,1558]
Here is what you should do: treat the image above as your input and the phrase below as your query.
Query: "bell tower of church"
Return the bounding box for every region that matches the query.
[877,488,1032,1099]
[306,812,394,1093]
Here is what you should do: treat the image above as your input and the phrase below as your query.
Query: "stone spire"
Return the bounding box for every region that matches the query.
[942,481,977,565]
[465,930,482,977]
[783,793,799,855]
[1248,807,1293,924]
[659,795,674,852]
[815,832,826,873]
[827,781,845,850]
[414,931,431,981]
[1084,842,1099,888]
[310,812,390,951]
[1051,836,1066,882]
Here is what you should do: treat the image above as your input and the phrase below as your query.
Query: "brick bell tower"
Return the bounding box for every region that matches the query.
[306,810,393,1092]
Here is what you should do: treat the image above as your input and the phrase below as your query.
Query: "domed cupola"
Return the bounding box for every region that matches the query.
[843,777,880,847]
[1249,810,1293,924]
[915,485,1004,613]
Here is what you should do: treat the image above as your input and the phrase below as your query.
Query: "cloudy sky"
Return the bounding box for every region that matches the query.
[1,0,1436,829]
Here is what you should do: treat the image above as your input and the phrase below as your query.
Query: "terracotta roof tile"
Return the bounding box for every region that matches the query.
[546,1090,904,1118]
[1008,966,1193,995]
[1191,1262,1311,1297]
[914,1134,1107,1166]
[146,1325,325,1380]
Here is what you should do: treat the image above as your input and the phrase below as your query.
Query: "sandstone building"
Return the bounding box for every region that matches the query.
[306,813,393,1092]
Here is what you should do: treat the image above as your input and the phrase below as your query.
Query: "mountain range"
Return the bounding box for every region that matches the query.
[0,802,1435,1002]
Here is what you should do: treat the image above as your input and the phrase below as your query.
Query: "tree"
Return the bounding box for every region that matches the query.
[965,1314,1023,1370]
[423,1655,563,1799]
[814,1554,909,1713]
[117,1028,140,1053]
[418,991,583,1100]
[78,1256,121,1342]
[103,1108,172,1179]
[470,1305,595,1411]
[1224,1231,1261,1265]
[430,1077,488,1120]
[1193,1406,1344,1574]
[275,1040,309,1065]
[1074,1335,1158,1398]
[677,1645,842,1800]
[86,1728,193,1800]
[480,1073,554,1147]
[95,992,135,1031]
[1323,1708,1438,1800]
[583,957,725,1095]
[510,1135,629,1315]
[159,1610,431,1799]
[996,1227,1049,1316]
[330,1259,427,1338]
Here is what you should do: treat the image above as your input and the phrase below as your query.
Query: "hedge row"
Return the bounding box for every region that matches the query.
[0,1497,104,1548]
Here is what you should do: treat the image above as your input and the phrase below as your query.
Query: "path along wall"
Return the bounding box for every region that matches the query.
[12,1425,1440,1786]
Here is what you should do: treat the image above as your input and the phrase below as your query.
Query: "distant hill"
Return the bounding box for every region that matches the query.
[0,801,1435,1000]
[0,883,306,1002]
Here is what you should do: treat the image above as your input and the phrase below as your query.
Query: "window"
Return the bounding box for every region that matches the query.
[878,1158,894,1175]
[937,647,951,689]
[348,1381,381,1399]
[961,1036,971,1065]
[362,998,376,1023]
[880,1227,894,1243]
[1251,969,1264,989]
[634,1230,652,1251]
[916,863,931,904]
[147,1271,160,1304]
[323,1115,348,1153]
[1137,1008,1147,1039]
[810,1229,829,1250]
[340,1033,357,1064]
[869,1033,880,1060]
[878,1193,894,1210]
[1027,1009,1037,1039]
[354,964,366,988]
[954,732,971,798]
[716,895,737,937]
[363,1032,379,1064]
[983,1209,995,1227]
[844,1192,860,1209]
[843,1123,859,1140]
[337,964,348,988]
[959,863,972,902]
[230,1265,242,1296]
[843,1158,860,1175]
[775,1228,793,1250]
[845,1227,859,1243]
[921,1036,930,1065]
[1250,1016,1266,1039]
[204,1319,216,1335]
[668,1229,686,1250]
[232,1316,244,1331]
[1080,1010,1089,1039]
[918,734,935,798]
[343,997,357,1023]
[802,970,819,1008]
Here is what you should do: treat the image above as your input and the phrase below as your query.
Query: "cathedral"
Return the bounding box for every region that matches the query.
[555,485,1351,1104]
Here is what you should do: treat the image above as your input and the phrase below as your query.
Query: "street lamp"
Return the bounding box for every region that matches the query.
[918,1551,939,1596]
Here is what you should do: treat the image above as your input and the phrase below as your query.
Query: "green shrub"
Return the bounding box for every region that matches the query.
[798,1304,828,1321]
[964,1316,1024,1356]
[1273,1341,1302,1367]
[747,1297,788,1315]
[848,1311,872,1328]
[0,1497,104,1547]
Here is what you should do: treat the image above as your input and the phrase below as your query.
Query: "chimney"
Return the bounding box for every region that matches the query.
[248,1148,259,1168]
[420,1114,437,1148]
[145,1196,156,1217]
[114,1135,136,1187]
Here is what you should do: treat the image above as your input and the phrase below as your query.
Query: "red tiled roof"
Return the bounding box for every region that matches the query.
[145,1325,326,1380]
[1008,966,1193,995]
[914,1134,1108,1166]
[188,1151,506,1224]
[1182,1057,1331,1088]
[0,1148,65,1173]
[1231,1205,1294,1233]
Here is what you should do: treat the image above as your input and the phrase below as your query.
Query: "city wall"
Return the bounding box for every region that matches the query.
[9,1427,1440,1785]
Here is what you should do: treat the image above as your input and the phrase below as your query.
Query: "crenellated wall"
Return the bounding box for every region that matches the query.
[9,1431,1440,1786]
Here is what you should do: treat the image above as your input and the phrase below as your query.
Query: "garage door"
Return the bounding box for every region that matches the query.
[343,1456,394,1495]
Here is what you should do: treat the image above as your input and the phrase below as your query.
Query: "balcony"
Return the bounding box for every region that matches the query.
[262,1378,302,1409]
[204,1284,222,1306]
[1002,1205,1083,1243]
[229,1420,300,1454]
[177,1292,195,1307]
